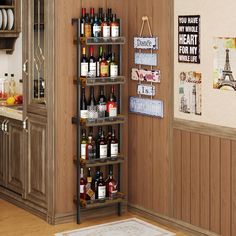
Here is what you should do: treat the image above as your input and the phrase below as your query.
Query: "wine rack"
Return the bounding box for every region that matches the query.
[72,18,126,224]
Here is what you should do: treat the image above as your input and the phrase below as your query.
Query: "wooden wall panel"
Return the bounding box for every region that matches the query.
[127,0,172,216]
[173,127,236,236]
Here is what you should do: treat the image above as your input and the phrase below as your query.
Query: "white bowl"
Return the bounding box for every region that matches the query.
[7,9,14,30]
[2,9,7,30]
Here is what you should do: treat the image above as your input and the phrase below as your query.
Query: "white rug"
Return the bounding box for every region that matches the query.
[55,218,176,236]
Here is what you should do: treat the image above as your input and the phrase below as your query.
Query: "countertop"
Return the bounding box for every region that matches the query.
[0,106,23,121]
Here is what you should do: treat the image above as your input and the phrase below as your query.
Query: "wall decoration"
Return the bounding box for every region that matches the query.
[178,71,202,115]
[131,68,160,83]
[134,52,157,66]
[137,84,156,96]
[213,37,236,91]
[129,96,164,118]
[178,15,200,63]
[134,37,158,50]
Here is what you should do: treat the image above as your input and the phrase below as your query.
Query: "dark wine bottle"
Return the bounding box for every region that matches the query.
[80,87,88,119]
[97,86,107,118]
[80,47,88,77]
[80,8,86,37]
[88,46,96,77]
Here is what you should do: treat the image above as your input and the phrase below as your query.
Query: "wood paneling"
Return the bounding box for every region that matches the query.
[128,0,172,216]
[173,127,236,236]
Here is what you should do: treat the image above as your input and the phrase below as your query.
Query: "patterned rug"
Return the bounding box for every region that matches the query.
[55,218,176,236]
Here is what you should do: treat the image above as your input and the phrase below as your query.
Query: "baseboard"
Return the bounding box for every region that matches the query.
[128,204,220,236]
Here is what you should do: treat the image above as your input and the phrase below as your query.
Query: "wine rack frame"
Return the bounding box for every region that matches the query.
[72,18,126,224]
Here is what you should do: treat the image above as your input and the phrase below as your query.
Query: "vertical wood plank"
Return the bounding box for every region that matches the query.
[209,136,221,234]
[181,131,191,223]
[190,133,200,226]
[220,139,231,236]
[231,140,236,236]
[200,135,210,230]
[173,129,182,220]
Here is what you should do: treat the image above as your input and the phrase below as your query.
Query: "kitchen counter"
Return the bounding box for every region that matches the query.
[0,106,23,121]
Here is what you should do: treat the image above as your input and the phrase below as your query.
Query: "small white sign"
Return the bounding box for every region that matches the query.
[134,37,158,50]
[131,68,161,83]
[129,96,164,118]
[137,84,156,96]
[135,52,157,66]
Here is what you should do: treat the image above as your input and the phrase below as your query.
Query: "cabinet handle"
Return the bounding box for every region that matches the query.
[23,117,28,132]
[4,120,9,134]
[23,59,28,76]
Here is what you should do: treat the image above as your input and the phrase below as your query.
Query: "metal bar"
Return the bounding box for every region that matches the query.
[117,163,121,216]
[72,17,81,224]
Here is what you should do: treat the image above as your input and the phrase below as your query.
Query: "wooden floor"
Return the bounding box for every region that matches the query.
[0,199,187,236]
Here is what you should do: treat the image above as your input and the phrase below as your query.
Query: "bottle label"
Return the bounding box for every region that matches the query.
[107,102,117,117]
[100,64,109,76]
[111,143,118,157]
[110,64,118,77]
[111,26,119,37]
[85,24,91,37]
[81,110,88,119]
[93,25,101,37]
[96,61,100,77]
[81,23,84,35]
[103,26,110,37]
[100,144,107,158]
[98,103,107,118]
[98,186,106,199]
[80,185,85,193]
[87,145,93,160]
[81,62,88,77]
[81,144,86,159]
[89,62,96,77]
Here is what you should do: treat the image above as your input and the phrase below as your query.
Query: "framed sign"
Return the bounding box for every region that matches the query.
[178,15,200,63]
[134,37,158,50]
[137,84,156,96]
[131,68,160,83]
[129,96,164,118]
[135,52,157,66]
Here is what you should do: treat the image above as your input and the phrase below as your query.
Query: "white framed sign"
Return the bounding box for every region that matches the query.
[129,96,164,118]
[137,84,156,96]
[131,68,161,83]
[135,52,157,66]
[134,37,158,50]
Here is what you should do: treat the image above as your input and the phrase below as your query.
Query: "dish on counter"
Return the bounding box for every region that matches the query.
[2,9,7,30]
[0,10,2,30]
[7,9,14,30]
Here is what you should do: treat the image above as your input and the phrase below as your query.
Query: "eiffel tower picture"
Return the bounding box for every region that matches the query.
[217,49,236,90]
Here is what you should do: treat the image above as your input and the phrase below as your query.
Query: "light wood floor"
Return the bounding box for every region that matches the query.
[0,199,188,236]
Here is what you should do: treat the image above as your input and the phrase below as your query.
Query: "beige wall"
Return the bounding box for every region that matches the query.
[174,0,236,128]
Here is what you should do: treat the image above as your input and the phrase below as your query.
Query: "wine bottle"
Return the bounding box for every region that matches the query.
[90,8,95,37]
[86,168,94,200]
[80,47,88,77]
[80,87,88,119]
[84,13,91,37]
[93,14,101,38]
[99,130,107,160]
[107,8,112,24]
[80,8,86,37]
[102,13,110,37]
[106,45,112,64]
[93,167,101,199]
[111,14,119,37]
[106,85,117,117]
[106,126,112,157]
[89,86,96,107]
[97,46,103,77]
[105,165,118,199]
[110,53,118,77]
[88,46,96,77]
[80,168,87,200]
[86,129,96,160]
[98,8,104,23]
[110,129,118,158]
[96,127,103,158]
[97,86,107,118]
[81,129,87,159]
[100,53,109,77]
[97,172,106,199]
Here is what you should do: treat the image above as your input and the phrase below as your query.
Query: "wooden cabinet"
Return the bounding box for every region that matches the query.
[6,119,24,195]
[25,114,47,208]
[0,0,21,54]
[0,116,6,187]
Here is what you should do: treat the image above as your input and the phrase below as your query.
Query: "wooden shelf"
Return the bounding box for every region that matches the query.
[74,155,125,168]
[72,115,125,127]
